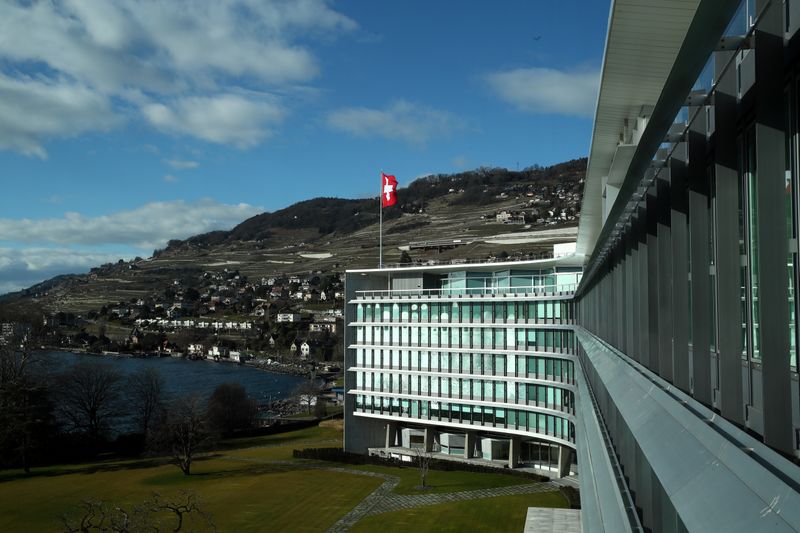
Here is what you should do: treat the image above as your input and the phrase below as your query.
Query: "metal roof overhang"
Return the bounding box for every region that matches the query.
[577,0,701,259]
[575,0,743,296]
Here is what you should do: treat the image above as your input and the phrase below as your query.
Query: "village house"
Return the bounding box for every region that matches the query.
[309,322,336,333]
[277,312,301,323]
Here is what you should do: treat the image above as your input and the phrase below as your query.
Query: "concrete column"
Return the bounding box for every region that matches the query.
[509,437,520,468]
[423,427,434,452]
[385,422,397,448]
[557,446,572,478]
[464,432,475,459]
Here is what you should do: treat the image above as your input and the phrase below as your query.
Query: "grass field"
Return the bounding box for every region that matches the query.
[0,423,568,532]
[350,492,569,533]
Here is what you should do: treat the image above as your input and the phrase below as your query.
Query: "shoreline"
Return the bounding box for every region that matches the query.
[38,347,316,379]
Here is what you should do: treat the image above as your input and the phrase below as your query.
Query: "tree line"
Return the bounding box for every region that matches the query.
[0,337,266,476]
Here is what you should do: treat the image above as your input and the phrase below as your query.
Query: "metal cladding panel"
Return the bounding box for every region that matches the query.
[577,328,800,532]
[575,363,636,533]
[578,0,701,258]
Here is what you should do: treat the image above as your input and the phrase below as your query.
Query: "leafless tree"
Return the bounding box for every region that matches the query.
[128,367,165,438]
[0,343,54,472]
[151,395,214,476]
[53,361,122,442]
[0,341,34,384]
[293,379,323,414]
[415,448,432,489]
[62,491,215,532]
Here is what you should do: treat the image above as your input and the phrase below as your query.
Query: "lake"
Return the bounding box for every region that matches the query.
[40,351,308,405]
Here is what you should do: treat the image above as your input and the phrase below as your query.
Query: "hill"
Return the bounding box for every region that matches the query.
[0,158,585,316]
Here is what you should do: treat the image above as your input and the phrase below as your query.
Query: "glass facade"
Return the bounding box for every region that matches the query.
[346,265,579,451]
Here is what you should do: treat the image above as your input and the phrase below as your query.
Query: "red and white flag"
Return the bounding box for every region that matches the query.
[381,172,398,207]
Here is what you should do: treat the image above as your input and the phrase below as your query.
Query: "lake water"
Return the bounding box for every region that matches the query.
[40,351,307,405]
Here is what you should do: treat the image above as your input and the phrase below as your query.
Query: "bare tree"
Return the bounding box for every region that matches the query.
[128,367,165,438]
[53,361,122,442]
[62,490,215,532]
[0,343,55,472]
[151,395,214,476]
[293,379,323,414]
[414,448,432,489]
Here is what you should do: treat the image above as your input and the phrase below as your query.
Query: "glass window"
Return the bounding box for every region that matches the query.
[495,354,506,374]
[472,304,481,322]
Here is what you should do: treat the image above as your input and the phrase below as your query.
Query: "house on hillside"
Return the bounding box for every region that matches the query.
[277,313,301,323]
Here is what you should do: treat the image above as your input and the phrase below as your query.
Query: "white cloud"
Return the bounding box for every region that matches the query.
[0,73,117,158]
[485,67,599,117]
[143,94,284,148]
[0,0,357,154]
[0,247,133,295]
[165,159,199,169]
[326,101,464,145]
[163,174,179,183]
[0,199,263,250]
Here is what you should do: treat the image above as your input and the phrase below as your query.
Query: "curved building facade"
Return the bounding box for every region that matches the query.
[344,261,581,476]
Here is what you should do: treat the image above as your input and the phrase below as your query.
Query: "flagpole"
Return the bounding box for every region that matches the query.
[379,171,383,269]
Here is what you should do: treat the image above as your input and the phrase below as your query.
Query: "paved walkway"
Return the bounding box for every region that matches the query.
[218,453,562,533]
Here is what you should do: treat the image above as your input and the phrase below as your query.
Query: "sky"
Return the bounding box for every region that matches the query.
[0,0,610,295]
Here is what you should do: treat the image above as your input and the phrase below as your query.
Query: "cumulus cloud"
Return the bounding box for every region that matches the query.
[485,67,599,117]
[165,159,199,169]
[0,0,357,154]
[0,199,263,250]
[143,94,284,148]
[326,101,464,145]
[0,247,133,295]
[0,73,117,158]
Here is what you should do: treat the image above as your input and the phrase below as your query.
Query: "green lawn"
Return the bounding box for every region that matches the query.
[350,492,569,533]
[0,424,568,532]
[349,464,530,495]
[0,456,380,532]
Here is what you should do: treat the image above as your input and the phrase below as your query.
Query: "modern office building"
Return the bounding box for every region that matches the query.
[343,260,583,477]
[346,0,800,530]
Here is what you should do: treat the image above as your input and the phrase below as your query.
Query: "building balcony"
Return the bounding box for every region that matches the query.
[348,365,577,387]
[349,388,576,418]
[352,284,577,301]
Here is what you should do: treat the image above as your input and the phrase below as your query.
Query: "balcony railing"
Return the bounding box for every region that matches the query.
[354,283,578,300]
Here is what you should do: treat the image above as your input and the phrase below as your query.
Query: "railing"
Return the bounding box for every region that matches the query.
[380,250,560,269]
[352,388,575,415]
[354,283,578,299]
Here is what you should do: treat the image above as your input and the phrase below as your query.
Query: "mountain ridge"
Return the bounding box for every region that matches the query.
[1,158,586,313]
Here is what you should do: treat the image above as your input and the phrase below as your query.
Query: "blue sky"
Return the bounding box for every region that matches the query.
[0,0,610,294]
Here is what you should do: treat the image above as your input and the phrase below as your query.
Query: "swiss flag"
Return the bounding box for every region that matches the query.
[381,172,398,207]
